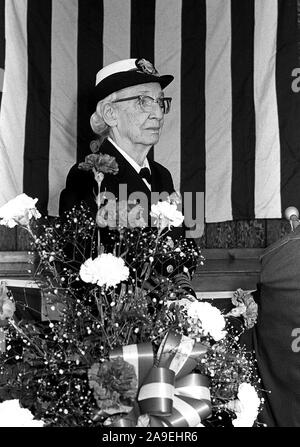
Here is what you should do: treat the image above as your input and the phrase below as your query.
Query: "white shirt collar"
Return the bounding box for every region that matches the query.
[107,137,150,172]
[107,137,151,190]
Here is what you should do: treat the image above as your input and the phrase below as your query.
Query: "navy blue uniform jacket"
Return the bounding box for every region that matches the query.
[60,139,174,216]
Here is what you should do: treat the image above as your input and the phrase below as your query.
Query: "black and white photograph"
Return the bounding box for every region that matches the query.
[0,0,299,435]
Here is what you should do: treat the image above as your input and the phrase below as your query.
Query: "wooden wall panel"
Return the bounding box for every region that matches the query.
[204,219,290,249]
[206,221,237,248]
[16,227,32,251]
[236,220,265,248]
[0,226,17,250]
[0,226,32,251]
[0,218,293,251]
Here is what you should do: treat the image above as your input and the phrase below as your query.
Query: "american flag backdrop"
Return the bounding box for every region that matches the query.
[0,0,300,227]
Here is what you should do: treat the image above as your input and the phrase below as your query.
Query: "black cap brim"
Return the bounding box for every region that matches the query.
[94,70,174,105]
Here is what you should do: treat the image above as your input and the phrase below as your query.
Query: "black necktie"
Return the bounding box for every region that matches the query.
[139,167,152,185]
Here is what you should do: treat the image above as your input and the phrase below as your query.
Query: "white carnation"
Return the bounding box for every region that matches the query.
[79,258,98,284]
[150,200,184,231]
[0,193,41,228]
[230,383,261,427]
[184,301,227,341]
[0,400,44,427]
[79,253,129,288]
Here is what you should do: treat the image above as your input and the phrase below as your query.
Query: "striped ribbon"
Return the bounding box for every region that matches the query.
[157,331,208,379]
[108,330,211,427]
[138,367,175,416]
[109,342,153,386]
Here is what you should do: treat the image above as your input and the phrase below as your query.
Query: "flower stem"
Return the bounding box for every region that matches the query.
[9,318,45,358]
[92,169,105,255]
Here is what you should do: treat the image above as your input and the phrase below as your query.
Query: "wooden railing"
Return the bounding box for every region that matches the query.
[192,248,262,297]
[0,218,289,299]
[0,251,36,277]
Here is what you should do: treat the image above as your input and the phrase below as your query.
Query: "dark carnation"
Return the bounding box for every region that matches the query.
[88,358,138,411]
[79,153,119,175]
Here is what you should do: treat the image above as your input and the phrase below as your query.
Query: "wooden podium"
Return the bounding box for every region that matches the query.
[0,251,63,321]
[192,248,262,300]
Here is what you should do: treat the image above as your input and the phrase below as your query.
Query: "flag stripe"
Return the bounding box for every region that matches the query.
[0,68,3,92]
[254,0,281,218]
[0,0,27,203]
[231,0,256,219]
[0,0,5,106]
[277,0,300,213]
[130,0,155,62]
[23,0,52,214]
[0,0,299,224]
[0,0,4,66]
[130,0,156,161]
[298,0,300,65]
[103,0,131,67]
[48,0,78,216]
[154,0,181,192]
[180,0,206,225]
[77,0,103,163]
[205,0,232,223]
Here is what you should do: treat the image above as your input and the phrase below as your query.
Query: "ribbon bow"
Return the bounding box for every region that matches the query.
[108,331,211,427]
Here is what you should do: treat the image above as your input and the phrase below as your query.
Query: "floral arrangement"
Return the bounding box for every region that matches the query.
[0,152,264,428]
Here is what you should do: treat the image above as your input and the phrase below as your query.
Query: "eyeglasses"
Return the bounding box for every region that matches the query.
[112,95,172,115]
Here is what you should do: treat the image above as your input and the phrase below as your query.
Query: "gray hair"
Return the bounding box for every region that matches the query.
[90,92,117,143]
